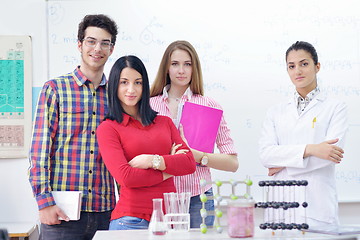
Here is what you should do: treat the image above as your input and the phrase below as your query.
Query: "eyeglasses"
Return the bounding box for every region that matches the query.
[82,38,113,50]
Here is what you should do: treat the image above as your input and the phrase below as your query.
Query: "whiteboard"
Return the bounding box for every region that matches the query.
[45,0,360,202]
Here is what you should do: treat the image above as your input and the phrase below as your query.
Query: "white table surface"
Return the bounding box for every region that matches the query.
[0,222,37,237]
[93,228,360,240]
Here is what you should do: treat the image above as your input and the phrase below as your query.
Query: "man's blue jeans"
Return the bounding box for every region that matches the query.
[40,211,111,240]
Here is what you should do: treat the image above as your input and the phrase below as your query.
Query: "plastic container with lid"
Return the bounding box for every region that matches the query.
[227,198,255,238]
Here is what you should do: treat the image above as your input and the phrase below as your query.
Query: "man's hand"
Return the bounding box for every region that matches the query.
[39,205,69,225]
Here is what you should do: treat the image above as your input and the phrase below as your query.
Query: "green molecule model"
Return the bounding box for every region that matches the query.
[200,224,207,234]
[215,209,223,218]
[214,223,223,233]
[200,208,208,218]
[199,179,207,187]
[214,193,223,202]
[200,194,208,203]
[215,180,223,187]
[245,179,253,186]
[216,226,223,233]
[230,194,238,200]
[229,179,237,186]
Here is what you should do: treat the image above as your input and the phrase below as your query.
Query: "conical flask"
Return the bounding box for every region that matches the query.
[149,198,167,235]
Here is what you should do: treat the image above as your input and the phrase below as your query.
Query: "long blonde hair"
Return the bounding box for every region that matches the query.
[150,40,204,97]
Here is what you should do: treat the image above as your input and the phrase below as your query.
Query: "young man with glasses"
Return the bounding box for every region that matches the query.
[29,14,118,239]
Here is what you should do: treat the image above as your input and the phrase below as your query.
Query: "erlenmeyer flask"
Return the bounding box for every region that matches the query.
[149,198,167,235]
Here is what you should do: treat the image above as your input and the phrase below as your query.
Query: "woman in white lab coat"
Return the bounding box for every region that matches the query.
[259,41,348,227]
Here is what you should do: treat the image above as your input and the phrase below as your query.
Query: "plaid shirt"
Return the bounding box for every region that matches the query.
[29,67,115,212]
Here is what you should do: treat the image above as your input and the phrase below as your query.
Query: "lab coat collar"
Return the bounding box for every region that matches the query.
[306,91,326,111]
[289,91,326,116]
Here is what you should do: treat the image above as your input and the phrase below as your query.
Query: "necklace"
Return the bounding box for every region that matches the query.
[168,95,181,102]
[169,97,181,102]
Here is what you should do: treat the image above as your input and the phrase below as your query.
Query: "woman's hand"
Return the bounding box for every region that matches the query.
[129,154,166,170]
[162,172,173,180]
[304,138,344,163]
[128,154,153,169]
[179,124,189,146]
[170,143,189,155]
[179,124,203,162]
[268,167,284,176]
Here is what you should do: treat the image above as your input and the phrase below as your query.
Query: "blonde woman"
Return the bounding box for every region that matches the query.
[150,40,238,228]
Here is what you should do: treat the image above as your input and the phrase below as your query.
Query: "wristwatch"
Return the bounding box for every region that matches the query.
[152,154,161,170]
[200,153,209,166]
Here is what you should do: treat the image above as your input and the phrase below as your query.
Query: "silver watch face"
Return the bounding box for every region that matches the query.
[201,156,208,165]
[154,160,160,168]
[152,155,161,169]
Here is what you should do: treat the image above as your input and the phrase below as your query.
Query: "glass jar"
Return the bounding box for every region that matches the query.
[149,198,167,235]
[227,198,255,238]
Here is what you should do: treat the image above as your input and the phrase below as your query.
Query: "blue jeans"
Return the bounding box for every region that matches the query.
[189,188,215,228]
[109,216,149,230]
[40,211,111,240]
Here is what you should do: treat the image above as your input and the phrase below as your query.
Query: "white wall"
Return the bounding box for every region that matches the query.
[0,159,38,222]
[0,0,359,226]
[0,0,46,223]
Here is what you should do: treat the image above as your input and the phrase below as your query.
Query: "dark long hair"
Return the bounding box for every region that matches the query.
[106,55,157,126]
[286,41,318,65]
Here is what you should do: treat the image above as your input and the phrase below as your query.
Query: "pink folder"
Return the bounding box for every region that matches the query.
[179,102,223,153]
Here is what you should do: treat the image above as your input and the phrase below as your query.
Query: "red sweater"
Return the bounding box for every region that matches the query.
[96,114,196,221]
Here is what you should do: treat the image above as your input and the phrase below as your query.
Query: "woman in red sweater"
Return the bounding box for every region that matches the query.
[97,55,196,230]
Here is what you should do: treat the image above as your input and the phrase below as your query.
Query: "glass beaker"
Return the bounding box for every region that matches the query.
[149,198,167,235]
[227,198,255,238]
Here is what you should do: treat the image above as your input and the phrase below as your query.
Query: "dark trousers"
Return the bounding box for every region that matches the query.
[40,211,111,240]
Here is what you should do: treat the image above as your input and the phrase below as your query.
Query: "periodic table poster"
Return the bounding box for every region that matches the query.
[0,36,32,158]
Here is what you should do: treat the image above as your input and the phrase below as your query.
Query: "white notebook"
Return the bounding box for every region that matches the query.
[52,191,83,221]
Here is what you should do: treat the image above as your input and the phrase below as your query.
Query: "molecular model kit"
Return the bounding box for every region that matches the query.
[198,176,253,234]
[256,180,309,232]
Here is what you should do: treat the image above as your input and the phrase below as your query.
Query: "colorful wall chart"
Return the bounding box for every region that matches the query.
[0,36,32,157]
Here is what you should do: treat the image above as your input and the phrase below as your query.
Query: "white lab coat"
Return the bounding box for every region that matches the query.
[259,91,348,226]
